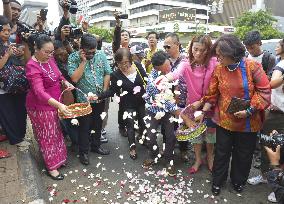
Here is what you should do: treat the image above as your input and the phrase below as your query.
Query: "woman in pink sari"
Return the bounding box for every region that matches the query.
[26,34,73,180]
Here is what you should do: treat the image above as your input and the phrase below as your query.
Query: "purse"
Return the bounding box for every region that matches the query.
[0,43,28,94]
[226,96,250,114]
[0,64,29,93]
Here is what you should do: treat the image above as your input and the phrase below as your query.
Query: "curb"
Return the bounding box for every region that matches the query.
[17,149,47,204]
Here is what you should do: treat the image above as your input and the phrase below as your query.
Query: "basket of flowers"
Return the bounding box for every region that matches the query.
[176,104,207,142]
[58,88,92,119]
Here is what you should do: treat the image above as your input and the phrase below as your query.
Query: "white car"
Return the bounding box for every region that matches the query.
[261,39,282,55]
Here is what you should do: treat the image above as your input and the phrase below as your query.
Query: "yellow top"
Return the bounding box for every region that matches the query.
[142,47,160,73]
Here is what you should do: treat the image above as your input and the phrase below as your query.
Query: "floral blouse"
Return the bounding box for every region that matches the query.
[204,58,271,132]
[67,50,112,103]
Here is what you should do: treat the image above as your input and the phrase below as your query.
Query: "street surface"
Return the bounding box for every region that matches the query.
[30,102,270,204]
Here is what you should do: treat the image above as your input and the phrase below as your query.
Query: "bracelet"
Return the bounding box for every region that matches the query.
[246,107,255,116]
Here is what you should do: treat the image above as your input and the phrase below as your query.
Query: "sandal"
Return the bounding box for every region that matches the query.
[188,161,202,174]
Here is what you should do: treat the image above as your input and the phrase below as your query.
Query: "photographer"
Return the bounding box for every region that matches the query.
[56,0,71,40]
[265,142,284,203]
[248,39,284,203]
[55,0,83,54]
[33,12,47,33]
[0,15,29,148]
[2,0,31,62]
[112,11,130,54]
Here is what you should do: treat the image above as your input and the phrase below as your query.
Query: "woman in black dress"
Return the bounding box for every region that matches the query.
[95,48,147,160]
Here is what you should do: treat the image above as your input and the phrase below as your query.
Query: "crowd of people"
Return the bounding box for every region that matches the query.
[1,0,284,202]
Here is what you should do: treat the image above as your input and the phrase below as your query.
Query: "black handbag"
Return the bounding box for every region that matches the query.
[0,44,28,93]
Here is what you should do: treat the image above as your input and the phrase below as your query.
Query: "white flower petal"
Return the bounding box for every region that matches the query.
[120,91,128,96]
[87,92,95,97]
[117,80,123,86]
[71,119,79,126]
[100,112,107,120]
[151,129,156,133]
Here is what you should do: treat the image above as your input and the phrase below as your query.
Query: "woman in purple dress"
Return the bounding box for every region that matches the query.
[26,34,73,180]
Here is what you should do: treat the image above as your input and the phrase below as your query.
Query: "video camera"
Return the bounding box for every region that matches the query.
[59,0,78,14]
[16,22,52,51]
[260,133,284,152]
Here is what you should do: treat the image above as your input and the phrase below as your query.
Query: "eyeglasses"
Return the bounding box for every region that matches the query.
[163,45,171,50]
[83,49,96,56]
[117,61,130,67]
[42,50,54,55]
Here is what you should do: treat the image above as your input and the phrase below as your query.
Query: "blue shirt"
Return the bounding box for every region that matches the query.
[144,69,178,114]
[67,50,112,103]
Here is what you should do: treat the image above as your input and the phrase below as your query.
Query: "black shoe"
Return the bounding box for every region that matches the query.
[101,128,106,136]
[47,172,64,180]
[211,185,221,196]
[91,147,110,155]
[232,183,244,193]
[79,153,89,165]
[129,150,137,160]
[119,128,127,137]
[100,135,108,143]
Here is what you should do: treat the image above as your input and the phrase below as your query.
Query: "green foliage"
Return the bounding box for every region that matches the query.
[210,31,222,39]
[88,26,113,43]
[235,10,283,40]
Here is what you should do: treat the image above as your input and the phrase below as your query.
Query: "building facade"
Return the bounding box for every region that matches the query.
[76,0,91,20]
[88,0,124,28]
[128,0,208,28]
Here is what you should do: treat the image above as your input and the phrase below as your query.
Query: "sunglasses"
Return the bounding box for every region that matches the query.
[163,45,171,50]
[83,49,96,55]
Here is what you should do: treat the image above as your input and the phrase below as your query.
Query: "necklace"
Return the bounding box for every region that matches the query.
[226,61,240,72]
[34,56,57,81]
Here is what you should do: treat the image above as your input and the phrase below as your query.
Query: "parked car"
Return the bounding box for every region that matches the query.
[262,39,282,55]
[130,38,149,50]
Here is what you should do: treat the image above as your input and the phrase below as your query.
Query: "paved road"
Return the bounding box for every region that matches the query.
[32,102,270,204]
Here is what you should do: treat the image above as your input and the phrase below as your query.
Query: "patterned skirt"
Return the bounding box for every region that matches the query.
[27,109,67,171]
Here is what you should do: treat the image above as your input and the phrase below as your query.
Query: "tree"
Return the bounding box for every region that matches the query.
[88,26,113,43]
[234,10,283,40]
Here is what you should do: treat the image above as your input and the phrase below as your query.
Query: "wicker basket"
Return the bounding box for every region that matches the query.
[176,104,207,142]
[58,88,92,119]
[176,123,207,141]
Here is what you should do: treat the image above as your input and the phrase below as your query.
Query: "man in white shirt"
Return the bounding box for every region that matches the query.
[243,30,276,77]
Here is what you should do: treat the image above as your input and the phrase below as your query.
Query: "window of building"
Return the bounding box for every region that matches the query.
[90,1,121,11]
[129,0,144,5]
[110,20,116,27]
[92,11,114,19]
